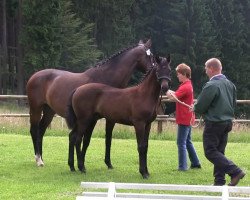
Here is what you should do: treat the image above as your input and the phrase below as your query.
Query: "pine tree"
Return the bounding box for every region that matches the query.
[21,0,62,74]
[71,0,136,56]
[206,0,250,117]
[132,0,219,92]
[58,0,101,71]
[21,0,101,75]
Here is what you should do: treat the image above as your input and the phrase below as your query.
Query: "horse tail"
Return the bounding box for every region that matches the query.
[66,90,77,129]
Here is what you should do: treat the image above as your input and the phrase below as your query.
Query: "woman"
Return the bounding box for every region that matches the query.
[166,63,201,171]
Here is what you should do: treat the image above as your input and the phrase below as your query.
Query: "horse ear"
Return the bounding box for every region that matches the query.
[144,39,152,49]
[167,54,171,63]
[138,40,144,45]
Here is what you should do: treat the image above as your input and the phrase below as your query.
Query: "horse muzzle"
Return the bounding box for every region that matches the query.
[160,79,170,94]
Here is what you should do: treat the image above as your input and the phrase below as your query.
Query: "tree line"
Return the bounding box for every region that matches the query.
[0,0,249,117]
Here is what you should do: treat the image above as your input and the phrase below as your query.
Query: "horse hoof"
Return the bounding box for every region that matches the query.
[108,165,114,169]
[37,161,44,167]
[78,165,86,173]
[35,155,44,167]
[142,173,149,179]
[105,160,113,169]
[142,174,149,179]
[70,167,76,172]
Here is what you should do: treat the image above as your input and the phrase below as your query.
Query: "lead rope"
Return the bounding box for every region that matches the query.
[156,93,164,115]
[168,93,202,128]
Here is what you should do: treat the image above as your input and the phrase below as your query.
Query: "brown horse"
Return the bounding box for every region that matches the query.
[66,55,171,178]
[26,39,153,167]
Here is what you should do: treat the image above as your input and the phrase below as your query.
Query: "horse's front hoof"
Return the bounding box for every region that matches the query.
[105,160,113,169]
[142,173,149,179]
[141,171,150,179]
[70,166,76,172]
[107,164,114,169]
[78,165,86,173]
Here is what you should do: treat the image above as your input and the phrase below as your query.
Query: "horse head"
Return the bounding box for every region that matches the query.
[135,39,154,72]
[155,54,171,94]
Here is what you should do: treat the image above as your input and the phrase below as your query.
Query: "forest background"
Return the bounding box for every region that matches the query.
[0,0,249,117]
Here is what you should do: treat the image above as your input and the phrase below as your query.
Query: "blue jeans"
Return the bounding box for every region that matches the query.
[177,125,200,170]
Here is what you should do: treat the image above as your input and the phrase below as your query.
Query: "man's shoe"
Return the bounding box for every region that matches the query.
[228,171,246,186]
[190,164,201,169]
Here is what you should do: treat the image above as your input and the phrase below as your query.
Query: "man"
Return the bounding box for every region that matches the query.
[193,58,245,186]
[166,63,201,171]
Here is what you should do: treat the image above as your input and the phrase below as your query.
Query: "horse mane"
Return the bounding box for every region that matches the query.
[137,65,155,85]
[135,55,166,86]
[94,44,138,67]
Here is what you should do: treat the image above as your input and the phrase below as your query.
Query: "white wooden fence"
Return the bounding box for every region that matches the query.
[76,182,250,200]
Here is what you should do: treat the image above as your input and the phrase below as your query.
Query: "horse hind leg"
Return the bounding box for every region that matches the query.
[78,119,97,173]
[104,120,115,169]
[29,105,43,166]
[68,126,77,172]
[74,123,86,172]
[36,105,55,166]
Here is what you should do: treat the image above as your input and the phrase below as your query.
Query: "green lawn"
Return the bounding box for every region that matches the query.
[0,134,249,200]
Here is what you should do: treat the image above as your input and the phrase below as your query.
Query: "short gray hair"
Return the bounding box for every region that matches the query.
[205,58,222,71]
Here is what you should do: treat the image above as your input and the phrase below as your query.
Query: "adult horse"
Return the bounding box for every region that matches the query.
[26,39,153,167]
[66,55,171,178]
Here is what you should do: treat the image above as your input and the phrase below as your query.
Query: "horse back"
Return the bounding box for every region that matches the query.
[26,69,90,117]
[72,83,157,125]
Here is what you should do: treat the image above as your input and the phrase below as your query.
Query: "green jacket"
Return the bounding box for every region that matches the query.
[194,74,236,122]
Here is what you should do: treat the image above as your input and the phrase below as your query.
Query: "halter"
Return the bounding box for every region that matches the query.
[157,75,171,83]
[153,57,172,117]
[138,43,156,69]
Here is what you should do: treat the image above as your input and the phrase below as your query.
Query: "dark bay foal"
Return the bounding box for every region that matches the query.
[66,55,171,178]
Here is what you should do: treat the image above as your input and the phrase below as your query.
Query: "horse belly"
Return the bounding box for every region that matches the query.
[97,93,133,125]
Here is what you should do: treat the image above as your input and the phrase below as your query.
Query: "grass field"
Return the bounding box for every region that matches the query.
[0,102,249,199]
[0,116,250,142]
[0,133,249,200]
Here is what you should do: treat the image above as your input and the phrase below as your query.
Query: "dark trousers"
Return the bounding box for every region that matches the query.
[203,121,242,185]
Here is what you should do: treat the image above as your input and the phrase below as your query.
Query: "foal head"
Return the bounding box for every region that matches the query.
[155,55,171,94]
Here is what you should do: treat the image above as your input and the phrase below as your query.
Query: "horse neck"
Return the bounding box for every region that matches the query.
[139,68,161,100]
[82,49,143,88]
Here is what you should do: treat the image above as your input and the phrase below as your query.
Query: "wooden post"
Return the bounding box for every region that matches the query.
[157,120,162,133]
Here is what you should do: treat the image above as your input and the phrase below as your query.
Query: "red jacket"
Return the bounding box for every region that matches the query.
[175,80,194,125]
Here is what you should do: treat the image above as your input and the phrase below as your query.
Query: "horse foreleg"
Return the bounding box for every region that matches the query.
[144,123,152,176]
[134,122,149,179]
[105,120,115,169]
[68,127,77,171]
